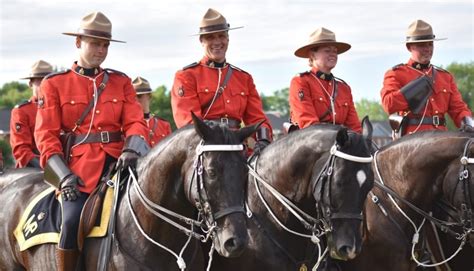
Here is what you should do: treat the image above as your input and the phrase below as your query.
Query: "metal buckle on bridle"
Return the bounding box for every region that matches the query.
[220,117,229,125]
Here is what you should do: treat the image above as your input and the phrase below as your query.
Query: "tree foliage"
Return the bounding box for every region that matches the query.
[445,61,473,111]
[354,99,387,121]
[149,85,176,130]
[261,87,289,117]
[0,81,31,108]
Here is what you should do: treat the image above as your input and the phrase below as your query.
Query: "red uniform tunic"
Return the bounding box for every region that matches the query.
[35,64,148,193]
[171,57,272,135]
[10,97,39,167]
[289,68,362,133]
[381,59,472,134]
[146,115,172,147]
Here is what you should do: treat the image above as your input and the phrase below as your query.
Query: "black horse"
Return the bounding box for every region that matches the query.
[212,119,374,270]
[0,115,259,270]
[339,131,474,271]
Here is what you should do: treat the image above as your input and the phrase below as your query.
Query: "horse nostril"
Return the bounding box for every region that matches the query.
[338,245,357,259]
[224,237,244,256]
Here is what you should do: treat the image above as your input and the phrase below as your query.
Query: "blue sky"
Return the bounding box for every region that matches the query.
[1,0,472,102]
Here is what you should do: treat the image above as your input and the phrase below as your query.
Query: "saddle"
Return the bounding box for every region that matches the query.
[14,178,115,251]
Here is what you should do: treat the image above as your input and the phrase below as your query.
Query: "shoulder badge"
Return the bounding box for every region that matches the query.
[182,62,199,70]
[104,68,128,77]
[229,64,249,74]
[44,69,70,80]
[391,63,404,71]
[15,123,21,132]
[298,89,305,101]
[432,65,449,73]
[14,99,32,109]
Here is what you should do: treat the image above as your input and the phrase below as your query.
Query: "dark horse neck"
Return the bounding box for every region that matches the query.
[114,128,201,267]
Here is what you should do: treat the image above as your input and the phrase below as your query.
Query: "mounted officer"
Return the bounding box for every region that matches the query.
[132,76,172,147]
[10,60,53,168]
[171,8,273,154]
[34,11,149,271]
[381,19,473,138]
[289,27,362,133]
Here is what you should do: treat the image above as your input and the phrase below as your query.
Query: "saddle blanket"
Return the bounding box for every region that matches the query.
[13,185,114,251]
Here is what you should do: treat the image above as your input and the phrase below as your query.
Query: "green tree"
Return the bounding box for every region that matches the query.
[0,139,14,169]
[149,85,176,130]
[355,99,387,122]
[261,87,290,117]
[446,62,473,110]
[0,81,30,108]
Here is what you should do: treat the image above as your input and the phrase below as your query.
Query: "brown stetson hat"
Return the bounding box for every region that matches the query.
[294,27,351,58]
[405,19,446,44]
[132,76,152,94]
[63,11,125,43]
[194,8,243,36]
[21,60,53,79]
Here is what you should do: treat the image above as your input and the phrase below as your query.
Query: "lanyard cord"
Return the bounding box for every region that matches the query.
[312,74,336,124]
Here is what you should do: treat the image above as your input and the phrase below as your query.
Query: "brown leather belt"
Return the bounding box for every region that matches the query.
[72,131,123,145]
[207,118,241,129]
[407,116,445,126]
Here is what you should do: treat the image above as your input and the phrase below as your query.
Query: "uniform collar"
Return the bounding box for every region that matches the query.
[201,57,227,68]
[312,67,334,81]
[144,112,151,119]
[408,59,431,70]
[72,62,102,77]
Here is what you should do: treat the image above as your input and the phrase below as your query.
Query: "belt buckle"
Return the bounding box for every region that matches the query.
[221,117,229,126]
[100,131,110,143]
[433,115,440,127]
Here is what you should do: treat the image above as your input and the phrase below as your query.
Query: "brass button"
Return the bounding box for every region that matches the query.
[344,102,348,106]
[241,92,245,96]
[112,98,117,103]
[435,110,439,114]
[151,141,155,145]
[443,89,447,92]
[224,114,229,117]
[98,127,102,130]
[205,88,209,92]
[431,98,435,102]
[319,97,323,101]
[95,110,100,114]
[226,99,230,103]
[70,101,75,104]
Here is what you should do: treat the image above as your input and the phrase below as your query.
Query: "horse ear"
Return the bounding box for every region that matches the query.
[336,127,349,147]
[237,120,263,143]
[191,112,213,141]
[361,116,373,143]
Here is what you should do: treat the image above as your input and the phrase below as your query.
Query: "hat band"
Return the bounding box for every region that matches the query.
[79,29,112,39]
[406,34,435,42]
[199,23,230,34]
[29,72,50,78]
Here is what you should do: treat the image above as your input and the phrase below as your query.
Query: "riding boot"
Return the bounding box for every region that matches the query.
[56,248,79,271]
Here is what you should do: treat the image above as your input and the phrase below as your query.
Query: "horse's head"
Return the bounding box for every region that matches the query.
[441,137,474,244]
[314,117,374,261]
[185,114,259,257]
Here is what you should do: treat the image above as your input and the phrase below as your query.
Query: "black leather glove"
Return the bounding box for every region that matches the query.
[116,151,140,170]
[60,174,84,201]
[461,116,474,133]
[253,139,271,155]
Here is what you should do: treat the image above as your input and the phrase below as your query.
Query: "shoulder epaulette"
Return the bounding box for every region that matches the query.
[391,63,405,70]
[14,99,32,108]
[44,69,70,80]
[229,64,248,74]
[104,68,128,77]
[334,76,348,85]
[182,62,199,70]
[433,65,449,73]
[298,71,311,77]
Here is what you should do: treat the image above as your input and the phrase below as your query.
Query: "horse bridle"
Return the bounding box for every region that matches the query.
[313,144,373,228]
[190,141,246,231]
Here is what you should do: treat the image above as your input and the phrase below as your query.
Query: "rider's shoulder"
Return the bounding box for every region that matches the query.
[104,68,128,77]
[432,65,450,74]
[391,63,405,71]
[229,63,249,75]
[14,99,32,109]
[182,62,199,70]
[44,69,70,80]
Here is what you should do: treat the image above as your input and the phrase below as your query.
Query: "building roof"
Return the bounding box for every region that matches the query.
[265,112,287,134]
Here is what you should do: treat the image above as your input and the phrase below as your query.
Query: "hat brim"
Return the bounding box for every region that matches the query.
[294,41,351,58]
[405,37,447,44]
[192,26,244,36]
[62,32,126,43]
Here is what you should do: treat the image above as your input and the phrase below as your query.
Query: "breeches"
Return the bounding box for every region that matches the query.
[59,193,89,249]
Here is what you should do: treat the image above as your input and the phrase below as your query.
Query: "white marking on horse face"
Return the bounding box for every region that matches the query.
[356,170,366,187]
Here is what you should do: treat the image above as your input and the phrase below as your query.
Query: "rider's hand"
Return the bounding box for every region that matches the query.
[253,139,271,155]
[461,116,474,133]
[60,174,84,201]
[116,150,139,170]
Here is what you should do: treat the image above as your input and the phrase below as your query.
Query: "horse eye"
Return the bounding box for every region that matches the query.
[207,168,217,178]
